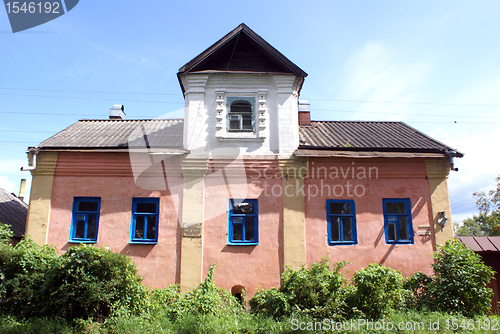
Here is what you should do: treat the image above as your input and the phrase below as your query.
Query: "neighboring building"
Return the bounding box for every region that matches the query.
[458,236,500,313]
[0,188,28,244]
[24,24,462,300]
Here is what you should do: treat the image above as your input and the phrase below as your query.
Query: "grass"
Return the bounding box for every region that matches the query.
[2,311,500,334]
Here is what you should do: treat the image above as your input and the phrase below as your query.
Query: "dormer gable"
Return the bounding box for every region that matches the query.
[178,23,307,94]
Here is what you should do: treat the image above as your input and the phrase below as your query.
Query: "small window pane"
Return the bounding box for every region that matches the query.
[386,202,406,214]
[342,217,353,241]
[78,201,98,212]
[242,118,252,130]
[87,215,97,239]
[387,222,396,241]
[399,216,409,240]
[229,119,240,130]
[75,219,85,239]
[146,216,156,239]
[330,202,351,215]
[233,224,243,241]
[136,202,157,213]
[244,217,254,241]
[135,216,145,239]
[331,217,340,242]
[233,202,254,215]
[231,101,252,113]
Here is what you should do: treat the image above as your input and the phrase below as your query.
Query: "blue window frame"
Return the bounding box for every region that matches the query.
[326,199,357,245]
[70,197,100,243]
[228,199,258,245]
[130,198,159,244]
[383,198,414,244]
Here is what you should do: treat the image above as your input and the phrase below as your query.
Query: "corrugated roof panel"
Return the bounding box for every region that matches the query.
[299,121,460,154]
[458,236,483,252]
[0,188,27,237]
[36,119,184,149]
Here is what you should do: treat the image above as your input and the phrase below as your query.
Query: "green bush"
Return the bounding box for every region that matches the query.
[350,264,412,318]
[38,244,148,321]
[403,271,433,310]
[146,265,242,322]
[0,222,13,244]
[250,258,349,319]
[430,239,495,317]
[0,237,58,317]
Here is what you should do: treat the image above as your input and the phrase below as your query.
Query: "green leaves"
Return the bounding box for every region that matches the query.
[431,239,495,317]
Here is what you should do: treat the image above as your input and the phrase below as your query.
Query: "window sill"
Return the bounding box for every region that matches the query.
[129,240,158,245]
[328,242,357,246]
[69,240,97,244]
[227,242,258,246]
[386,241,413,245]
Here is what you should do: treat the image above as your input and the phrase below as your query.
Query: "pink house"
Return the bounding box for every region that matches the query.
[24,24,462,301]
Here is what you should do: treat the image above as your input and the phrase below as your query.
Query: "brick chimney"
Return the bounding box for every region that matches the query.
[109,105,125,120]
[298,100,310,125]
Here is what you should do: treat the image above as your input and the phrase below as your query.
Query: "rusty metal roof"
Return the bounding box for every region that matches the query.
[34,119,185,151]
[458,236,500,253]
[0,188,27,238]
[299,121,462,156]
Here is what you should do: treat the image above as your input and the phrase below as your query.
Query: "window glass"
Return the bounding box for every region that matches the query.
[131,198,159,243]
[386,202,406,214]
[71,197,100,243]
[78,201,98,212]
[326,200,357,245]
[228,199,258,245]
[383,199,413,244]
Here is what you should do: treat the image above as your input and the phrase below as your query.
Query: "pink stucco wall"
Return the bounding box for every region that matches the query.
[304,157,435,278]
[201,161,284,299]
[48,152,181,288]
[47,152,437,298]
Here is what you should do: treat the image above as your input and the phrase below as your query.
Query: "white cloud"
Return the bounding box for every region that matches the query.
[338,42,433,120]
[0,176,16,193]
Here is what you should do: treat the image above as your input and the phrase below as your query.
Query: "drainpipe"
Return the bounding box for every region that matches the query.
[445,150,459,172]
[21,149,38,171]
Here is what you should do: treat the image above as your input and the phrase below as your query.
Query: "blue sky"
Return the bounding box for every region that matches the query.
[1,0,499,224]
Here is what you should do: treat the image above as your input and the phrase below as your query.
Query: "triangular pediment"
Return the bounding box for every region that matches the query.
[178,24,307,77]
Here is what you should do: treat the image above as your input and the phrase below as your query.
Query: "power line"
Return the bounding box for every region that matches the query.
[0,93,183,104]
[308,98,500,107]
[314,109,500,119]
[0,87,178,96]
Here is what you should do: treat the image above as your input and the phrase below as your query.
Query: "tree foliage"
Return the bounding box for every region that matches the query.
[455,175,500,236]
[430,239,495,317]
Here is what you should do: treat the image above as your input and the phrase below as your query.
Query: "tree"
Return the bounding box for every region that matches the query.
[455,175,500,236]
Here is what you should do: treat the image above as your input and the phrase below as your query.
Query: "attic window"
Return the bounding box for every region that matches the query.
[227,97,255,132]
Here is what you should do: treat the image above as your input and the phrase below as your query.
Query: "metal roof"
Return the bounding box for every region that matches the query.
[0,188,27,238]
[299,121,463,156]
[458,236,500,253]
[34,119,186,151]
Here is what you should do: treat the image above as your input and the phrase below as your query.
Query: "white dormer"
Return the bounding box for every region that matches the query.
[178,24,307,156]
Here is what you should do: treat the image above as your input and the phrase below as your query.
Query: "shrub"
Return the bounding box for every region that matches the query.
[351,263,411,318]
[38,244,147,321]
[430,239,495,317]
[250,258,349,319]
[147,265,242,322]
[0,223,13,244]
[0,237,58,317]
[403,271,433,310]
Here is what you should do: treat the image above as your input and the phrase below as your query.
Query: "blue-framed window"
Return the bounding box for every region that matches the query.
[70,197,100,243]
[228,199,258,245]
[130,198,159,244]
[383,198,414,244]
[227,97,255,132]
[327,199,357,245]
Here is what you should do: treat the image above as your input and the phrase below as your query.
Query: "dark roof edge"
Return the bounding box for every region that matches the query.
[297,145,452,155]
